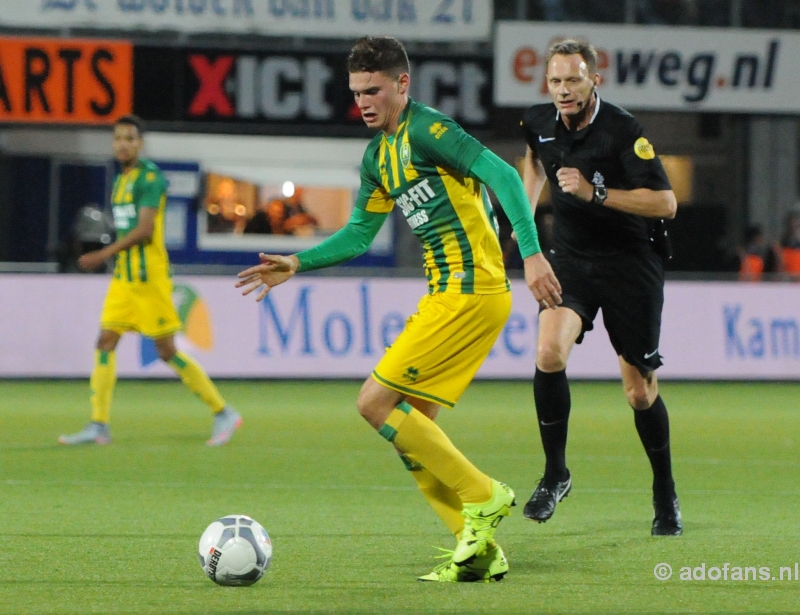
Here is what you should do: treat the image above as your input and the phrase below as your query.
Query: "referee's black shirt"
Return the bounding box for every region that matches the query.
[521,97,671,259]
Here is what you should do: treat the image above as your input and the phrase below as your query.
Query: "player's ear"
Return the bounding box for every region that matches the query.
[592,72,602,87]
[397,72,410,95]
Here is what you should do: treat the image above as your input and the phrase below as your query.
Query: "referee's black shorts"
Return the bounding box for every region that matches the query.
[545,248,664,373]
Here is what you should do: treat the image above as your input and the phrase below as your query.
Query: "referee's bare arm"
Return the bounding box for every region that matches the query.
[555,165,677,219]
[597,186,677,219]
[522,146,549,216]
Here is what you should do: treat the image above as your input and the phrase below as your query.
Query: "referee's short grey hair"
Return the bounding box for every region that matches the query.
[546,40,598,74]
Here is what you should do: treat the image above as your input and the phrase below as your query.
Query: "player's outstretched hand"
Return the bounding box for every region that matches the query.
[524,252,562,310]
[236,253,299,302]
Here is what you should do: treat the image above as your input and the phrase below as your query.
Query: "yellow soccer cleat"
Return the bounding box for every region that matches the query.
[418,550,461,583]
[459,542,509,582]
[453,480,516,566]
[418,542,509,583]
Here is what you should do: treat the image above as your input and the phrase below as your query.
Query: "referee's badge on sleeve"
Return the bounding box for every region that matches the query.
[634,137,655,160]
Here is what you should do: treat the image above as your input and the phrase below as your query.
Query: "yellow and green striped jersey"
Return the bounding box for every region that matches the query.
[356,99,508,295]
[110,158,170,283]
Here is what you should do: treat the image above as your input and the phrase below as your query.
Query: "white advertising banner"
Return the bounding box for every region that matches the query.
[0,0,491,41]
[1,275,799,380]
[494,21,800,113]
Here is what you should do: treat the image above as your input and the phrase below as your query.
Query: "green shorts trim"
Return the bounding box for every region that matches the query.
[371,371,456,409]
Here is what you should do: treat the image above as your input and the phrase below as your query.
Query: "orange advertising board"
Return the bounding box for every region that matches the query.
[0,37,132,125]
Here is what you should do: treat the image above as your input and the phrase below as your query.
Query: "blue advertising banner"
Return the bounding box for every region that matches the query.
[1,275,799,380]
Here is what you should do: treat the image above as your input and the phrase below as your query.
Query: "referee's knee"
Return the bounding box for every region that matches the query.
[536,344,568,372]
[625,383,658,410]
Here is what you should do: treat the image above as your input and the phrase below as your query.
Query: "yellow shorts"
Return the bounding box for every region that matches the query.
[100,274,182,339]
[372,291,511,408]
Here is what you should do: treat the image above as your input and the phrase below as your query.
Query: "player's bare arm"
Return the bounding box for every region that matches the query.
[236,254,300,302]
[78,207,157,271]
[555,167,677,219]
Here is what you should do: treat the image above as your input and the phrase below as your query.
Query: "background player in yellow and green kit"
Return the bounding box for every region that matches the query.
[237,37,562,582]
[59,114,241,447]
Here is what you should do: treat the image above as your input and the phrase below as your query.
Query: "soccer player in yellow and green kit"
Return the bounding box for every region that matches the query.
[237,37,562,582]
[59,114,241,447]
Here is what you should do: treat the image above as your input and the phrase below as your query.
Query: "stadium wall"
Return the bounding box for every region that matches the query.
[2,275,799,380]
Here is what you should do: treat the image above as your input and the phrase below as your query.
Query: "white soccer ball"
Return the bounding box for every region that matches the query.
[198,515,273,586]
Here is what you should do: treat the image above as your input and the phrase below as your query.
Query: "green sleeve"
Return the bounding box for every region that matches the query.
[136,169,165,209]
[469,150,541,258]
[296,206,388,272]
[409,113,486,177]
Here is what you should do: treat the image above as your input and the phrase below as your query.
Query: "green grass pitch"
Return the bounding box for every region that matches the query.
[1,379,799,614]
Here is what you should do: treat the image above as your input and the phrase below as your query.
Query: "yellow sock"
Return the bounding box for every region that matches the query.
[168,351,226,413]
[90,350,116,423]
[403,453,464,537]
[386,408,492,505]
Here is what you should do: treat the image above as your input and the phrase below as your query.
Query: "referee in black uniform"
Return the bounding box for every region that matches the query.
[520,40,682,536]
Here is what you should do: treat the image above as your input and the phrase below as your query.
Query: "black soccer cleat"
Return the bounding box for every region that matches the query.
[523,473,572,522]
[651,496,683,536]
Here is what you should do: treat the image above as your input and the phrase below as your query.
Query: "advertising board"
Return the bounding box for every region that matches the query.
[1,275,798,380]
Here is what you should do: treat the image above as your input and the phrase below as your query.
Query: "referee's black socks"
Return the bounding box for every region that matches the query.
[533,368,571,484]
[633,395,676,501]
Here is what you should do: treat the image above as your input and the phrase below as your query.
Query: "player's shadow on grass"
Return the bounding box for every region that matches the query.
[0,532,189,539]
[0,579,216,589]
[512,523,646,538]
[93,429,210,445]
[2,443,67,451]
[2,428,211,451]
